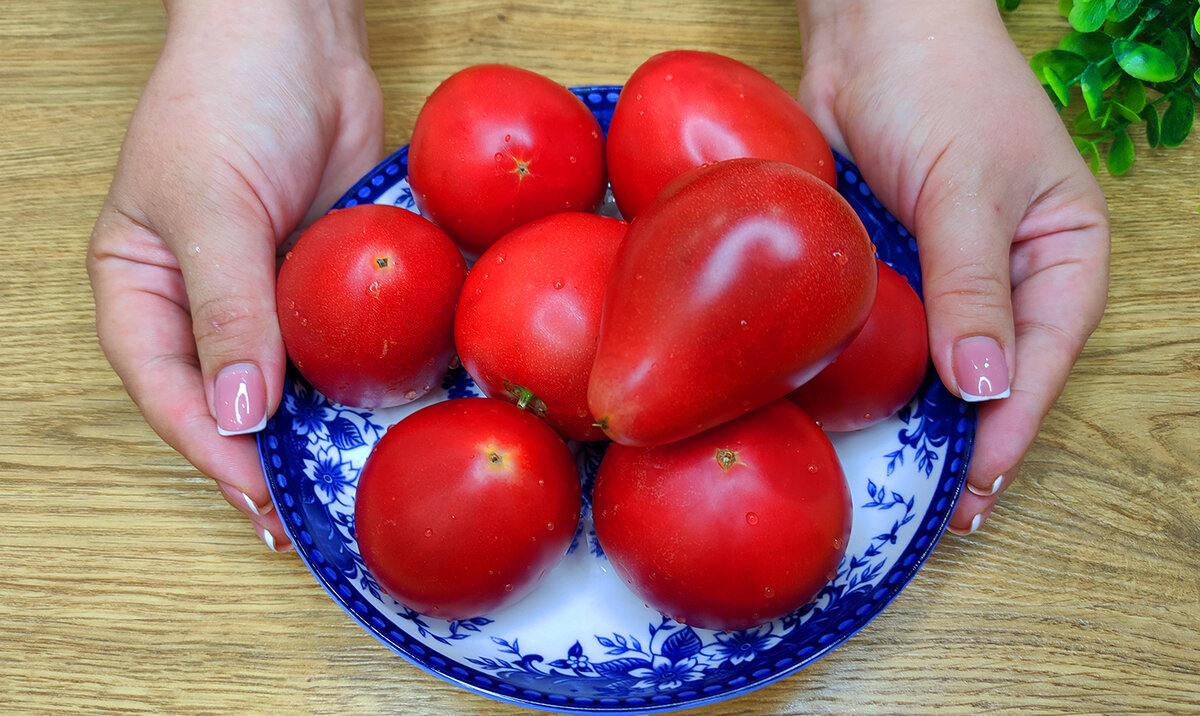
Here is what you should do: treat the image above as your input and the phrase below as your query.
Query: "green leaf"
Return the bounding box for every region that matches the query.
[1194,6,1200,36]
[1111,102,1144,122]
[1031,49,1089,82]
[1070,0,1115,32]
[1060,31,1116,62]
[1045,66,1072,105]
[1106,128,1135,175]
[1074,136,1101,174]
[1112,38,1178,82]
[1081,63,1105,118]
[1074,111,1107,133]
[1160,29,1189,79]
[1160,92,1195,147]
[996,0,1022,10]
[1142,103,1161,147]
[1116,73,1146,113]
[1059,0,1074,18]
[1106,0,1140,22]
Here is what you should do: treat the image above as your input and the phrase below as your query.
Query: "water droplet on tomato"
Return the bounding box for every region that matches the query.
[552,278,565,290]
[405,390,418,401]
[424,528,433,537]
[635,93,643,100]
[664,73,673,81]
[504,583,514,592]
[833,537,843,550]
[648,571,657,581]
[740,319,749,329]
[808,464,819,473]
[504,134,512,142]
[494,152,504,162]
[763,586,776,598]
[832,250,848,266]
[367,281,380,296]
[745,512,759,526]
[568,155,577,164]
[546,522,555,531]
[826,570,838,582]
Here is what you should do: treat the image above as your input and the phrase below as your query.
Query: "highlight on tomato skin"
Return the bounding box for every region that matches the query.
[353,398,582,622]
[591,399,852,632]
[787,259,931,432]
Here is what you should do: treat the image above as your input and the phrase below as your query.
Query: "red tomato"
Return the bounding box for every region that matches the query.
[588,158,877,447]
[607,50,836,219]
[354,398,582,621]
[788,260,930,431]
[408,64,607,256]
[276,204,467,409]
[592,399,852,632]
[455,212,628,442]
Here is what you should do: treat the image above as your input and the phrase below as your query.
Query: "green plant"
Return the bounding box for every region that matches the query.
[1000,0,1200,175]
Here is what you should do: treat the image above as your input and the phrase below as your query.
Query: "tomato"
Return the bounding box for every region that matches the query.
[407,64,608,256]
[588,158,877,447]
[354,398,582,621]
[592,399,851,632]
[788,260,930,431]
[607,50,836,220]
[455,212,628,442]
[276,204,467,409]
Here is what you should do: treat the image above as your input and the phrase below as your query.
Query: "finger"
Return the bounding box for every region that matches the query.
[89,211,288,551]
[949,467,1015,536]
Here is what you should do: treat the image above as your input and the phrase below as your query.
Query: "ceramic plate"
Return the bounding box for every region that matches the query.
[259,85,974,714]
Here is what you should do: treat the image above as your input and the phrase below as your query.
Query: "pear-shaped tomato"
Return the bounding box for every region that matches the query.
[588,158,877,447]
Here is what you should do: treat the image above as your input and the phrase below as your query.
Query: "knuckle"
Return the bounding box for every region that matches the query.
[190,293,272,356]
[924,262,1011,314]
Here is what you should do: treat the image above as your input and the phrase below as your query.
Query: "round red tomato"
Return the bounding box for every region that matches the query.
[455,212,628,442]
[788,260,930,431]
[276,204,467,409]
[588,158,877,447]
[354,398,582,621]
[607,50,836,219]
[408,64,607,256]
[592,399,852,632]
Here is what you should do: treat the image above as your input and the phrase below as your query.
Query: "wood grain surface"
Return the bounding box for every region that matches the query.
[1,1,1197,713]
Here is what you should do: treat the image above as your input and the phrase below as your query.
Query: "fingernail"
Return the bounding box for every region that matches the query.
[948,512,983,536]
[215,362,267,435]
[953,336,1010,402]
[253,524,292,553]
[967,474,1004,497]
[241,491,275,516]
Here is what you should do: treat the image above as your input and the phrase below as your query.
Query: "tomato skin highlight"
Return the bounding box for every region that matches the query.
[592,399,852,632]
[607,50,836,220]
[588,158,877,447]
[788,260,931,431]
[276,204,467,409]
[408,64,607,256]
[354,398,582,622]
[455,212,628,442]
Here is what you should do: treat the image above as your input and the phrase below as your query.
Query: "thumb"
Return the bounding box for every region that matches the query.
[913,162,1020,406]
[166,197,286,437]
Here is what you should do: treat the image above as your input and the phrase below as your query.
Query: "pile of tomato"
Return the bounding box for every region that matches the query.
[275,51,930,632]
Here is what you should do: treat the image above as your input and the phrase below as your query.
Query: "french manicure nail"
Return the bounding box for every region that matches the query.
[241,491,275,517]
[967,474,1004,497]
[953,336,1010,402]
[215,362,267,436]
[254,523,280,552]
[948,512,983,536]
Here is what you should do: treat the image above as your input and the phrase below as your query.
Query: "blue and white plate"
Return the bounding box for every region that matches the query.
[258,86,974,714]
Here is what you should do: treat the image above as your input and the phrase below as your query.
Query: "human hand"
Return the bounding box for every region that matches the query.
[794,0,1110,534]
[87,0,383,551]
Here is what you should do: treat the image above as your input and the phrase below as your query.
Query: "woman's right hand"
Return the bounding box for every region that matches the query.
[87,0,384,551]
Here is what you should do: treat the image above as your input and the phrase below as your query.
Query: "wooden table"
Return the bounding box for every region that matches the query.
[3,1,1197,713]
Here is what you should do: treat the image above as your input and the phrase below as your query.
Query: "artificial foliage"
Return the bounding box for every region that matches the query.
[1001,0,1200,174]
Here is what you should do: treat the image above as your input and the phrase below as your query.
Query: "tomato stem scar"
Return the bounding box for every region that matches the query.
[715,448,740,471]
[375,256,390,269]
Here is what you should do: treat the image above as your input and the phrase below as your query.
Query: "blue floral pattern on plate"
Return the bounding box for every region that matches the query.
[258,85,974,714]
